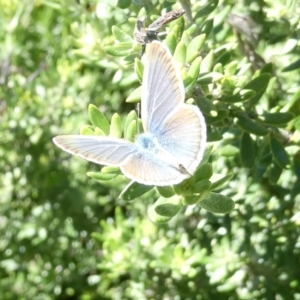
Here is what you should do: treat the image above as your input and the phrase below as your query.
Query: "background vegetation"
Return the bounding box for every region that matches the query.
[1,0,300,299]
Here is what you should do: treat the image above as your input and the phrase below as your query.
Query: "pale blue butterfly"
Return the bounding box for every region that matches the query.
[53,41,206,186]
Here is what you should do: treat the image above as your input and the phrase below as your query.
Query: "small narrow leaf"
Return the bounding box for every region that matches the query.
[260,112,294,125]
[104,43,132,57]
[87,171,119,181]
[200,50,214,73]
[153,196,182,217]
[197,72,223,84]
[184,57,202,89]
[80,125,95,136]
[282,58,300,72]
[240,132,256,168]
[200,18,214,36]
[183,192,208,205]
[157,186,175,198]
[126,86,141,103]
[134,58,144,82]
[125,120,137,141]
[199,192,235,214]
[173,41,186,65]
[192,180,211,193]
[148,206,172,223]
[236,115,268,136]
[164,33,177,54]
[109,113,122,138]
[112,26,133,43]
[218,90,256,103]
[270,136,289,169]
[88,104,110,135]
[120,181,154,201]
[95,127,106,136]
[210,174,233,191]
[186,34,206,63]
[194,163,213,182]
[219,145,239,156]
[268,161,282,184]
[207,131,223,141]
[194,0,218,19]
[199,145,214,166]
[124,110,137,134]
[243,73,271,94]
[204,109,229,124]
[117,0,131,9]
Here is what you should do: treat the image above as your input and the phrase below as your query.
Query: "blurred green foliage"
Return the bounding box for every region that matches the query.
[1,0,300,299]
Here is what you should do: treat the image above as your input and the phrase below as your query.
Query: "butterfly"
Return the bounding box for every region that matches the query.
[53,41,206,186]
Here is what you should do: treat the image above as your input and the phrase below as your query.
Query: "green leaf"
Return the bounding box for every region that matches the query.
[245,73,271,107]
[124,120,137,141]
[185,23,197,36]
[194,0,219,19]
[168,11,185,41]
[186,34,206,63]
[95,127,106,136]
[184,57,202,90]
[240,132,256,168]
[282,58,300,72]
[87,171,119,181]
[148,205,172,223]
[153,196,182,217]
[80,125,95,136]
[236,115,268,136]
[199,192,235,214]
[210,174,233,191]
[109,113,122,138]
[156,186,175,198]
[183,190,210,205]
[207,131,223,142]
[173,41,186,65]
[204,109,229,124]
[134,58,144,82]
[197,72,223,84]
[200,50,214,73]
[192,180,211,193]
[124,110,137,134]
[194,163,213,182]
[259,112,294,125]
[260,62,273,74]
[268,161,282,184]
[283,88,300,114]
[164,33,177,54]
[219,145,239,156]
[120,181,154,201]
[270,135,289,169]
[199,145,214,166]
[218,90,256,103]
[200,18,214,36]
[168,24,181,44]
[243,73,271,94]
[88,104,110,135]
[126,86,141,103]
[117,0,131,9]
[224,61,238,76]
[104,42,132,57]
[112,26,133,43]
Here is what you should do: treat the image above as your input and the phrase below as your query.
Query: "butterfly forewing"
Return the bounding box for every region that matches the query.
[141,41,185,134]
[53,136,138,166]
